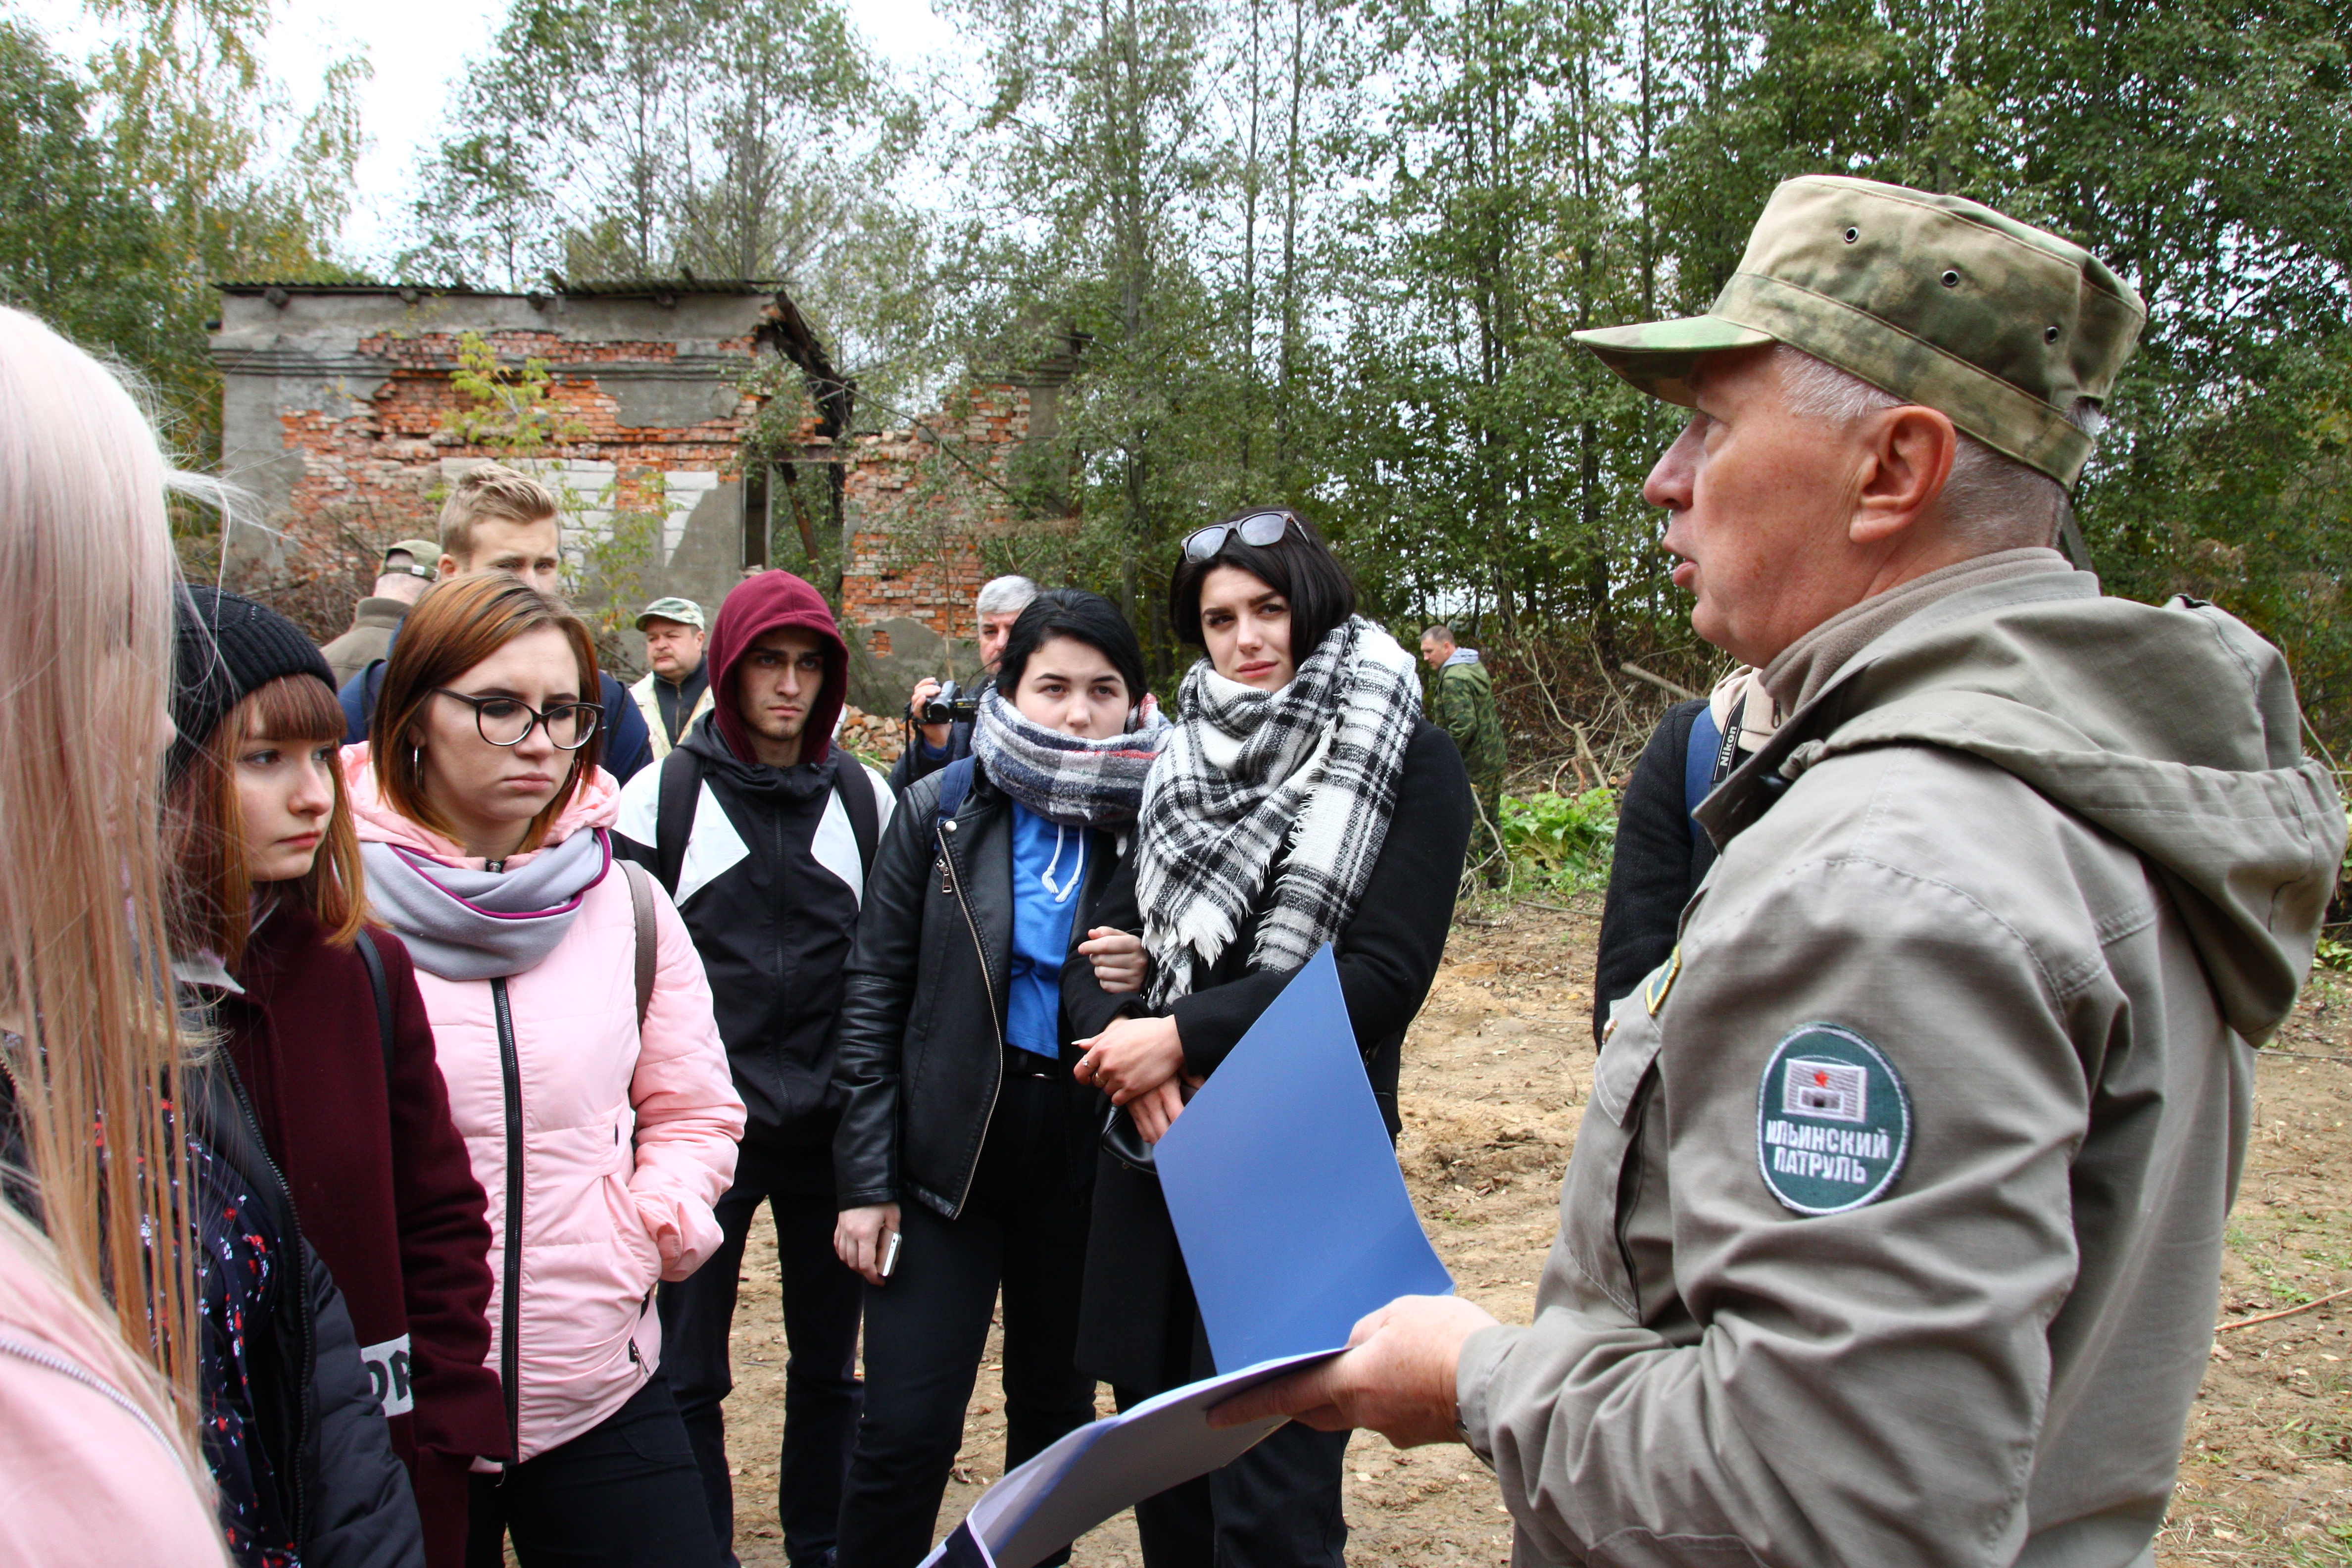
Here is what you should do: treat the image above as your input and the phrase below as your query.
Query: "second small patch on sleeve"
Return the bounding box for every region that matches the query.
[1756,1023,1911,1215]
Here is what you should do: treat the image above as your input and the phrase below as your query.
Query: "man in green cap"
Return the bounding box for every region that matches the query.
[1214,176,2346,1567]
[1421,623,1509,882]
[631,595,715,759]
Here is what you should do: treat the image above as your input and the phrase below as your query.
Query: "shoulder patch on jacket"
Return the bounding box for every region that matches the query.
[1757,1023,1911,1215]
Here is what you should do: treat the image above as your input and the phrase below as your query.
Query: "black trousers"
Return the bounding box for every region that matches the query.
[834,1074,1097,1568]
[1116,1324,1351,1568]
[465,1374,720,1568]
[659,1141,864,1568]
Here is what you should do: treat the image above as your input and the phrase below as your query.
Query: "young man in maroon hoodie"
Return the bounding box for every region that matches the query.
[616,571,895,1568]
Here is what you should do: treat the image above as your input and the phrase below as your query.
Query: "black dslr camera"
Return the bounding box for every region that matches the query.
[917,680,982,726]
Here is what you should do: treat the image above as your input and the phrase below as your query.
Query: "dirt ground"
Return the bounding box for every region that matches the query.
[713,896,2352,1568]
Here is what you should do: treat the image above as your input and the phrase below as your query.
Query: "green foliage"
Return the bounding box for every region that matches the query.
[0,22,172,373]
[404,0,931,415]
[0,2,363,458]
[1499,788,1619,889]
[441,331,590,454]
[927,0,2352,745]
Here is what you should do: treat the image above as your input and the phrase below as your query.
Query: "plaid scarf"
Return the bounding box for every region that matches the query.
[1138,615,1421,1007]
[969,685,1168,829]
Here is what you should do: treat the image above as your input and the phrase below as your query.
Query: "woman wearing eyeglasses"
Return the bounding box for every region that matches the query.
[1070,510,1472,1568]
[347,572,745,1568]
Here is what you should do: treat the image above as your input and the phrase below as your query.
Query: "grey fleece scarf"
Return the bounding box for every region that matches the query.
[360,829,612,981]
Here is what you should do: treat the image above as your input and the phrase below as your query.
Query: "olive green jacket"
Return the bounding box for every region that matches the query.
[1432,653,1507,790]
[1458,565,2345,1568]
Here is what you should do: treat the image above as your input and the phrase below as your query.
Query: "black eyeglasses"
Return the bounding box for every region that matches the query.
[1182,509,1296,563]
[434,689,605,750]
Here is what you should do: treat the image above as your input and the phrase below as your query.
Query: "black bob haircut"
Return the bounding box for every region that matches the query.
[1166,508,1356,660]
[995,588,1150,708]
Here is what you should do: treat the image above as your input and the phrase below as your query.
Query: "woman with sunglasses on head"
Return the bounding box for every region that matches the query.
[167,586,506,1568]
[829,589,1167,1568]
[1070,510,1472,1568]
[346,571,745,1568]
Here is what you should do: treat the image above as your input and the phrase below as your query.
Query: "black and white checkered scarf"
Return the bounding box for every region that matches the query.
[1137,615,1422,1007]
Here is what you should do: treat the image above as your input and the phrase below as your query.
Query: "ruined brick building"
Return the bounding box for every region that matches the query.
[210,279,1075,709]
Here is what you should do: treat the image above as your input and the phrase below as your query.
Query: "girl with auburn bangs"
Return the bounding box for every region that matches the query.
[167,586,505,1568]
[347,571,743,1568]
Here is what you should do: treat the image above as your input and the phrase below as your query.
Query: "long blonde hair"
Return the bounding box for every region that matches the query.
[0,307,203,1464]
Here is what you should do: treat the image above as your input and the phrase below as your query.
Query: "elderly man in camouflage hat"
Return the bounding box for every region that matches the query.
[1216,176,2347,1568]
[631,594,715,759]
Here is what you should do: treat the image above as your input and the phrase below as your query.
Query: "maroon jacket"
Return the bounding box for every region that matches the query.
[219,906,507,1557]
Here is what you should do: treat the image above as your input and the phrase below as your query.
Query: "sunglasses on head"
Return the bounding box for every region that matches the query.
[1182,509,1297,563]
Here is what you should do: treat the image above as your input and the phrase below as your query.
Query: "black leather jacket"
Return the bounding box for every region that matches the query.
[833,759,1125,1219]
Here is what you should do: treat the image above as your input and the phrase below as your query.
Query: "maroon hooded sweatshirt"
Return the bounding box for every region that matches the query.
[622,569,873,1160]
[706,569,849,769]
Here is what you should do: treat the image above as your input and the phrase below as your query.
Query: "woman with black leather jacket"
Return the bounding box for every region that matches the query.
[829,590,1166,1568]
[1069,510,1472,1568]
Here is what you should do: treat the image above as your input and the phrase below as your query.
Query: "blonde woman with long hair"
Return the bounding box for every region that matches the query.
[0,306,225,1558]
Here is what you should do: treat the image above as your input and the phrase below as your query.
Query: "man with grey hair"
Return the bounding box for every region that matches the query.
[889,573,1039,794]
[1216,176,2345,1568]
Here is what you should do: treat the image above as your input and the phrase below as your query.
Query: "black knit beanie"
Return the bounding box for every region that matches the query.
[169,585,338,786]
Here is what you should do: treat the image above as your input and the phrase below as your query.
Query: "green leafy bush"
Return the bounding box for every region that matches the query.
[1498,789,1617,891]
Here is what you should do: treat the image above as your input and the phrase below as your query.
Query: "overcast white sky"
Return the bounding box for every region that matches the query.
[17,0,967,264]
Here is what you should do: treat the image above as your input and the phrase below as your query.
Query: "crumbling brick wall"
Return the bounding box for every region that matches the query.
[213,285,813,659]
[838,384,1045,638]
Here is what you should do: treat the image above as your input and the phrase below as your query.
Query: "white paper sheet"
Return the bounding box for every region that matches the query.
[917,1348,1342,1568]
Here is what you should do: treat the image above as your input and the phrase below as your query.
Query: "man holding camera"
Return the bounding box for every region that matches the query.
[888,574,1038,795]
[1219,176,2345,1568]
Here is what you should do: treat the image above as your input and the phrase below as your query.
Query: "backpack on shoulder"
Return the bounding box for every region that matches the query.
[648,744,883,899]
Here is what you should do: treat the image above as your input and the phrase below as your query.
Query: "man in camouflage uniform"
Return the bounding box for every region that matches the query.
[1422,623,1508,881]
[1220,176,2346,1568]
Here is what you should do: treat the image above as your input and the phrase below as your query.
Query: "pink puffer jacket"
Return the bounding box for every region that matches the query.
[344,748,744,1462]
[0,1233,227,1564]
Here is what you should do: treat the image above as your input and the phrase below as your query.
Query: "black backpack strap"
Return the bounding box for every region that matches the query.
[654,745,701,897]
[352,928,394,1081]
[833,757,882,874]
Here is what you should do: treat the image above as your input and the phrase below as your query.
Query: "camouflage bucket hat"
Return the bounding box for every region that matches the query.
[635,595,706,632]
[1572,175,2147,487]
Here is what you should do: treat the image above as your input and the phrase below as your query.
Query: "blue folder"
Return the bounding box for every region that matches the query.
[1155,944,1455,1371]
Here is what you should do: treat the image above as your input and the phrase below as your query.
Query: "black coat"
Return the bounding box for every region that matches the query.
[1589,698,1715,1046]
[833,758,1121,1219]
[1072,718,1473,1391]
[1,1053,423,1567]
[198,1062,426,1568]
